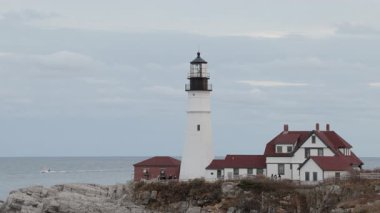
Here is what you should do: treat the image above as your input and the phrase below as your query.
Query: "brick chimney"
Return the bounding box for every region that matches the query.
[326,123,330,131]
[315,123,320,131]
[284,124,289,133]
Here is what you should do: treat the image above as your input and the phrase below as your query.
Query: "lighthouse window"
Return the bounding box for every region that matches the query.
[197,124,200,131]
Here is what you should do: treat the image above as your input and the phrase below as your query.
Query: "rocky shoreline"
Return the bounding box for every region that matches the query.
[0,183,151,213]
[1,179,380,213]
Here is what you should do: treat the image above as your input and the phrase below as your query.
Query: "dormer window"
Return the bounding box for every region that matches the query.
[287,146,293,153]
[276,146,283,153]
[312,135,316,144]
[339,148,351,156]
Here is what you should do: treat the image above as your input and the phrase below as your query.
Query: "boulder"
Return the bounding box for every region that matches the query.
[139,191,151,205]
[150,190,158,200]
[375,185,380,193]
[326,185,342,195]
[227,206,236,213]
[222,182,236,194]
[186,206,202,213]
[169,201,189,213]
[222,182,240,198]
[330,208,348,213]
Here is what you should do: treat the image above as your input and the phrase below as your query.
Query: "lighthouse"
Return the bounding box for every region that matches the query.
[180,52,214,180]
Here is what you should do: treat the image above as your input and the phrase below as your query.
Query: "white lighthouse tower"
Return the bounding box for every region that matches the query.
[180,52,214,180]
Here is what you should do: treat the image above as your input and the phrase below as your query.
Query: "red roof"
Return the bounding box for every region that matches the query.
[273,133,300,145]
[205,159,225,170]
[264,131,311,157]
[308,156,352,171]
[317,131,352,149]
[264,130,354,157]
[133,156,180,167]
[206,155,266,169]
[342,152,363,166]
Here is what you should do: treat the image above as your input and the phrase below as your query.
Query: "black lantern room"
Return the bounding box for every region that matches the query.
[185,52,212,91]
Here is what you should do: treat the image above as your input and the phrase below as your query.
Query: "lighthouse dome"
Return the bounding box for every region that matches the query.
[190,52,207,64]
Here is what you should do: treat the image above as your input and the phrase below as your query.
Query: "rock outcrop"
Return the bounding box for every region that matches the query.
[0,183,147,213]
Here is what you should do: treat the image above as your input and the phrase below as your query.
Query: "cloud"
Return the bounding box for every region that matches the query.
[225,28,336,39]
[143,85,183,97]
[31,51,99,71]
[237,80,309,87]
[369,82,380,88]
[229,31,288,39]
[0,10,59,25]
[79,78,114,85]
[0,51,103,76]
[335,23,380,37]
[95,97,132,104]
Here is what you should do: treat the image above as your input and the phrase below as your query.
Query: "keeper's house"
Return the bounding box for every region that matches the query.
[264,123,362,182]
[133,156,180,181]
[206,123,363,183]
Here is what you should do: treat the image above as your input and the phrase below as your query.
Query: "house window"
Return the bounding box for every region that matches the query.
[197,124,200,131]
[160,168,166,180]
[217,170,222,178]
[318,148,324,156]
[287,146,292,153]
[247,168,253,175]
[278,164,285,175]
[312,135,316,144]
[305,172,310,181]
[257,169,263,175]
[233,168,239,176]
[305,148,311,158]
[276,146,283,153]
[313,172,318,181]
[335,172,340,180]
[143,168,149,179]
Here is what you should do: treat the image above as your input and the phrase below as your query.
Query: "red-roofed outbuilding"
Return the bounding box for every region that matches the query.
[205,155,266,179]
[133,156,180,181]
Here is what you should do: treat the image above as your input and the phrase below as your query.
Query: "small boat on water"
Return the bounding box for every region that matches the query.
[40,168,52,173]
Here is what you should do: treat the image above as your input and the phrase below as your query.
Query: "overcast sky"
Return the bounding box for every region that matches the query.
[0,0,379,157]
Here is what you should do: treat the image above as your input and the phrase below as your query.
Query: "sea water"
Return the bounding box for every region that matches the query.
[0,156,379,200]
[0,157,146,200]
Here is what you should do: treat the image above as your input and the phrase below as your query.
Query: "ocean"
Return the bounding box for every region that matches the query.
[0,156,379,200]
[0,157,146,200]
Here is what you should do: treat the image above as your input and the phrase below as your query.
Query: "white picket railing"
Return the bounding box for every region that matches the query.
[359,173,380,179]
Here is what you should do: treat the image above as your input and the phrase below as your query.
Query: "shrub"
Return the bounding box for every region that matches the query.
[132,179,222,206]
[237,178,294,194]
